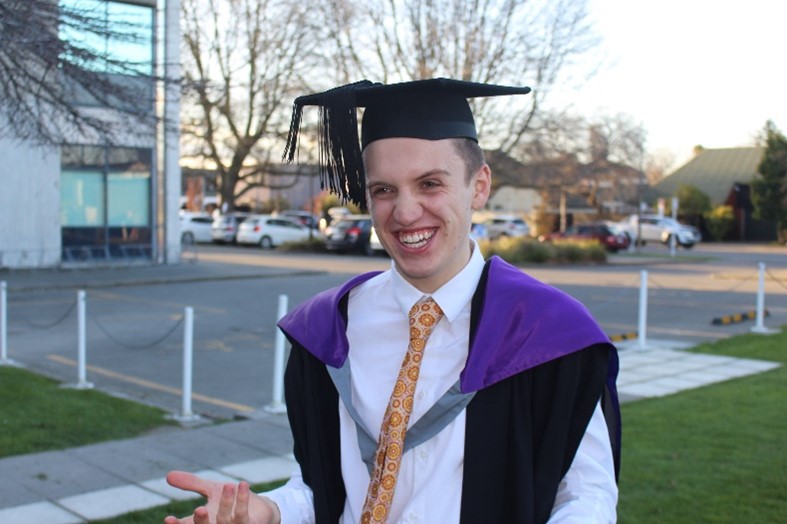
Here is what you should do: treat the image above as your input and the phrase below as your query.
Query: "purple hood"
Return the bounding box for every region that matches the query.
[278,256,613,393]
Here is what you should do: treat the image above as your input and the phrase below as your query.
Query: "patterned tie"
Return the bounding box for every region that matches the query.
[361,296,444,524]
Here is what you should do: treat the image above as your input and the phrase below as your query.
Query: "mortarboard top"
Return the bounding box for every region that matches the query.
[283,78,531,206]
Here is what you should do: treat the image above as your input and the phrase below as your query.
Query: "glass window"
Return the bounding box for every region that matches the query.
[61,144,152,258]
[59,0,153,75]
[59,1,155,110]
[61,170,105,226]
[108,172,149,226]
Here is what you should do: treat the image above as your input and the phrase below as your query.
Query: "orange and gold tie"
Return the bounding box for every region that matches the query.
[361,296,444,524]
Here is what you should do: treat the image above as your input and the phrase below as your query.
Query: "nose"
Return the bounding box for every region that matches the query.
[392,190,423,226]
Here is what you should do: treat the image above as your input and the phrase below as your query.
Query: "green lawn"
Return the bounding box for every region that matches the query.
[618,326,786,523]
[0,366,176,458]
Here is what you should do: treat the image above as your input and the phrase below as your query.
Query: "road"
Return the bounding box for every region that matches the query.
[5,242,786,420]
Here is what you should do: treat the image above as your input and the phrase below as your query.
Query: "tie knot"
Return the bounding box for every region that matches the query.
[408,296,444,337]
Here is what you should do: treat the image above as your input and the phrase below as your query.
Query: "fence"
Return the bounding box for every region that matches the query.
[1,260,785,419]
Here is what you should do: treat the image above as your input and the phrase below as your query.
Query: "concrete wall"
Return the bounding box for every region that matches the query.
[0,139,61,268]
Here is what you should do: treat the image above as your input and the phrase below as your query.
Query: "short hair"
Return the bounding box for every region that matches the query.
[450,138,486,183]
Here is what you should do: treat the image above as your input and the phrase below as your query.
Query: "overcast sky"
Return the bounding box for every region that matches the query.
[552,0,786,166]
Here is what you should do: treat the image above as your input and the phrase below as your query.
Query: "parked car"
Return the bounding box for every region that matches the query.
[278,210,320,230]
[367,226,387,256]
[618,214,702,248]
[236,215,312,249]
[179,211,214,244]
[482,214,530,239]
[211,212,250,243]
[470,222,489,242]
[544,223,631,253]
[324,214,373,253]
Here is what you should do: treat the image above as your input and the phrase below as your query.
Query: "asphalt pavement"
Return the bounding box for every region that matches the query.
[0,253,782,523]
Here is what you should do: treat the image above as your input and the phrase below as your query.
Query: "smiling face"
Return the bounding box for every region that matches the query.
[364,137,491,293]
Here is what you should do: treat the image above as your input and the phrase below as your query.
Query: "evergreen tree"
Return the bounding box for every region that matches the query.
[751,121,787,243]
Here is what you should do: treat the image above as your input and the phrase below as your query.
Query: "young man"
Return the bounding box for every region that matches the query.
[166,79,620,524]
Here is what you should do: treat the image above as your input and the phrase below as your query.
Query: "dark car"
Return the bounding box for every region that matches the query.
[545,223,630,253]
[324,214,373,253]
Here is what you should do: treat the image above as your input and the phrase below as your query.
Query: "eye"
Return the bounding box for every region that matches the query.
[369,185,393,197]
[421,179,442,190]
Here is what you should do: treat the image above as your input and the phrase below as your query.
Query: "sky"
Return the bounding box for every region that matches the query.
[553,0,787,167]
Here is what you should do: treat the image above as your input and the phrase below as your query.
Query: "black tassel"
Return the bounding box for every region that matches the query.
[282,80,373,207]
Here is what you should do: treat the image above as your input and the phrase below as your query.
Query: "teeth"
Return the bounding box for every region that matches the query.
[400,229,435,247]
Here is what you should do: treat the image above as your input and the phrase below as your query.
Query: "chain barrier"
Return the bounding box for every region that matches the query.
[90,314,185,350]
[765,268,787,291]
[21,299,78,330]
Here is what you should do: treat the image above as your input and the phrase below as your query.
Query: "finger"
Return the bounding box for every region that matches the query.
[216,483,236,524]
[193,506,210,524]
[233,481,250,524]
[166,471,213,498]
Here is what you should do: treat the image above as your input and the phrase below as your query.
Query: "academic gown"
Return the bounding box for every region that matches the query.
[279,256,621,524]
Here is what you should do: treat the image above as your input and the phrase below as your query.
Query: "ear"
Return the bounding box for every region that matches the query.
[470,163,492,210]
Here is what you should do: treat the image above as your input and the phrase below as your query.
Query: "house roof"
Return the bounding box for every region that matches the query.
[654,147,764,205]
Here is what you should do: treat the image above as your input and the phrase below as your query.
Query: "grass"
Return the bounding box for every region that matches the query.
[618,326,786,523]
[0,366,176,458]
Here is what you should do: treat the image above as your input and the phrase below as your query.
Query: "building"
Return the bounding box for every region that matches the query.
[0,0,181,269]
[653,147,775,240]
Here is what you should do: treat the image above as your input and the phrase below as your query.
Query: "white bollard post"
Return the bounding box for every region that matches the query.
[176,307,200,422]
[669,234,677,258]
[751,262,778,334]
[75,290,93,389]
[265,294,288,414]
[0,281,14,366]
[637,270,649,349]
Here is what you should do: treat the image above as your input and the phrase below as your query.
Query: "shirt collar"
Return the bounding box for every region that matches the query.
[391,239,485,323]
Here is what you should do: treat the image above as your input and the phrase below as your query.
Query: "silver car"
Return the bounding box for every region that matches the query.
[620,214,702,248]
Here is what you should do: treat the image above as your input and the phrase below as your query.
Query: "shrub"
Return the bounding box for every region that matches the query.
[480,237,606,265]
[703,205,736,241]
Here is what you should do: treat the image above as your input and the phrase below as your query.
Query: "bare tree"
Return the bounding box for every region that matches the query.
[321,0,600,153]
[180,0,323,210]
[0,0,157,146]
[644,149,676,186]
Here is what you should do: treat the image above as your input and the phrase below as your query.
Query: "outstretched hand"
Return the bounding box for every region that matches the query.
[163,471,280,524]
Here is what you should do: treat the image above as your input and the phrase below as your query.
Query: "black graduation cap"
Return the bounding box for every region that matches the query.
[283,78,531,206]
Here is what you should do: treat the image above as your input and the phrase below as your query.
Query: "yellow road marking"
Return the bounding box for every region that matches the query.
[47,354,254,413]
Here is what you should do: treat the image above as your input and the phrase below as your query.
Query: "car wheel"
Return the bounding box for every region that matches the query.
[260,236,273,249]
[680,242,695,249]
[181,232,195,245]
[363,241,375,256]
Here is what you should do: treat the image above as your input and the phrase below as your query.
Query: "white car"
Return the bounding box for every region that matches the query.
[482,215,530,240]
[619,214,702,248]
[179,211,214,244]
[236,214,312,249]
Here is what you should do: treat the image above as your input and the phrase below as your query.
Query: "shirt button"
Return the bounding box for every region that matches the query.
[417,391,425,400]
[418,449,428,461]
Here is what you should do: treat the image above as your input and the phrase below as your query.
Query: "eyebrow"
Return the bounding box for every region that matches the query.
[367,168,450,188]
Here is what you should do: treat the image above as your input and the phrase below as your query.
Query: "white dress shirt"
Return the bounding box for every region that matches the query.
[266,243,617,523]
